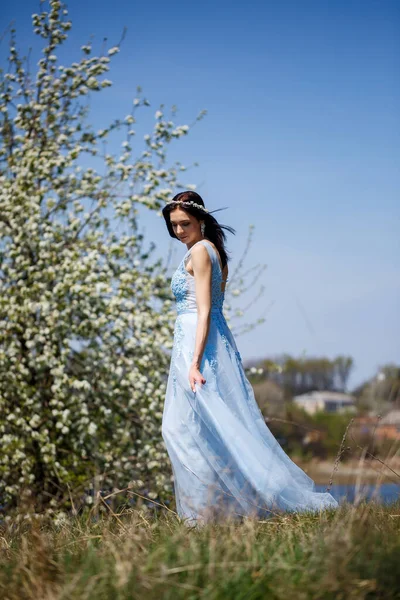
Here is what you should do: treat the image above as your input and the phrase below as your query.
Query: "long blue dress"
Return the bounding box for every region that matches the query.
[162,239,338,525]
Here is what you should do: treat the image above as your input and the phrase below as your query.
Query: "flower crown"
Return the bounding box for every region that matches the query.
[167,200,209,213]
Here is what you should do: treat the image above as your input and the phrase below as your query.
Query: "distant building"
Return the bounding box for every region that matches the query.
[293,391,356,415]
[379,409,400,426]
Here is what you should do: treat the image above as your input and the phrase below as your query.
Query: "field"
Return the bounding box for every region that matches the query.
[1,501,400,599]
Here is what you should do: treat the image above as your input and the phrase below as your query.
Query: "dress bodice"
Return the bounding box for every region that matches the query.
[171,240,225,315]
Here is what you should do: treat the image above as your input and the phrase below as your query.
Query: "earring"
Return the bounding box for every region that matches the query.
[200,222,205,237]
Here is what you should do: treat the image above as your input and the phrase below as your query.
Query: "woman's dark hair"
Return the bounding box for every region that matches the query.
[162,191,236,269]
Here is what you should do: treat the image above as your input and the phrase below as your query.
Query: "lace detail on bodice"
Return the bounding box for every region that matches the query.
[170,261,190,313]
[171,240,225,315]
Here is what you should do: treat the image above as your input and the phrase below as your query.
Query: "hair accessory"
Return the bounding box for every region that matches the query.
[167,200,209,213]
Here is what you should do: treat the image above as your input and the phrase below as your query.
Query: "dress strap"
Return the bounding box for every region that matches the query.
[198,240,224,273]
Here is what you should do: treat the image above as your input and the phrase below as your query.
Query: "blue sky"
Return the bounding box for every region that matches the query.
[4,0,399,389]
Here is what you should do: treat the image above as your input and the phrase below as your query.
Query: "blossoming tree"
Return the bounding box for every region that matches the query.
[0,0,209,516]
[0,0,269,519]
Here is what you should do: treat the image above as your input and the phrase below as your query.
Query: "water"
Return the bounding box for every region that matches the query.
[315,483,400,505]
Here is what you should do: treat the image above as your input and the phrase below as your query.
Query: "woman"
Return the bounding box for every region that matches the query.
[162,191,338,526]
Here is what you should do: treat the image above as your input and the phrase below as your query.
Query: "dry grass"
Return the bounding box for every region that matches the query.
[1,501,400,599]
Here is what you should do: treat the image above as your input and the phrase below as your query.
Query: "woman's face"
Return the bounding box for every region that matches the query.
[170,207,202,244]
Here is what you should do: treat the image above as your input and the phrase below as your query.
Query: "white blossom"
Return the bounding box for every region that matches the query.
[88,422,97,435]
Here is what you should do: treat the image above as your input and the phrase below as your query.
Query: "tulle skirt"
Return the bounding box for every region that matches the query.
[162,308,338,525]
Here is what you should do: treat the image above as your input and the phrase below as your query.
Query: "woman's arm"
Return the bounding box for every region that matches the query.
[188,244,212,392]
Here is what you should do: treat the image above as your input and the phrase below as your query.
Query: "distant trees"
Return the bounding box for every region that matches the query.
[250,356,400,417]
[253,354,354,398]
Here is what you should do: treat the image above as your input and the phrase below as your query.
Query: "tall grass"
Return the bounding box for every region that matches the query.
[1,502,400,599]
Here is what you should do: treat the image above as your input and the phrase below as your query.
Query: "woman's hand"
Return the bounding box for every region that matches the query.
[189,364,206,393]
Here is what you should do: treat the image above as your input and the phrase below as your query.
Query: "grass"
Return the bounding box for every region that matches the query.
[1,501,400,599]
